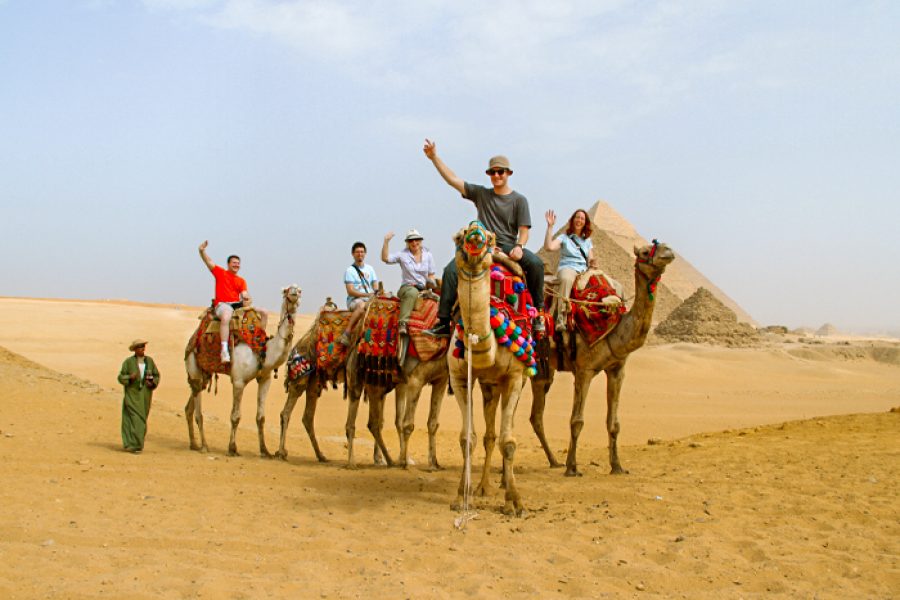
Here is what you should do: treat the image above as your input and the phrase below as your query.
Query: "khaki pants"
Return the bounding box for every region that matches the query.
[397,284,419,324]
[555,268,579,327]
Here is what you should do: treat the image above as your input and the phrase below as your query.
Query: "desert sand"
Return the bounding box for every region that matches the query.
[0,297,897,598]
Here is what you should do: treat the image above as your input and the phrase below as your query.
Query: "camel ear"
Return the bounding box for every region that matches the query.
[488,231,496,249]
[453,228,466,246]
[633,244,642,257]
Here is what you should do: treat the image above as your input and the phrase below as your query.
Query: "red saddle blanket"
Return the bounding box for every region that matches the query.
[407,295,449,362]
[570,271,626,346]
[187,307,269,374]
[356,296,400,385]
[314,309,352,376]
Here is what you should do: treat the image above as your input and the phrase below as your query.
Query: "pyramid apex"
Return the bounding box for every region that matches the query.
[588,200,643,240]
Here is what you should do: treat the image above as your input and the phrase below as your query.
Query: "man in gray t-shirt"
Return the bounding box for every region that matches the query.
[422,138,545,337]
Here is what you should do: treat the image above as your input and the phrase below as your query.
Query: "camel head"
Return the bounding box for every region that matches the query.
[634,240,675,280]
[453,221,495,275]
[281,284,302,314]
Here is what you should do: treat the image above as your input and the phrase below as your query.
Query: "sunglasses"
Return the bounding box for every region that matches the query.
[486,168,509,176]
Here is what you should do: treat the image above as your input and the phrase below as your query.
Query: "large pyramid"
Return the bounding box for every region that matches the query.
[537,201,756,325]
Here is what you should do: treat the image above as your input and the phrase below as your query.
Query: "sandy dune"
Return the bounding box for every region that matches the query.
[0,297,898,598]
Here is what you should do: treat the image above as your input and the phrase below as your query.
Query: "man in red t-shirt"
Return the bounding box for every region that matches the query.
[199,240,250,363]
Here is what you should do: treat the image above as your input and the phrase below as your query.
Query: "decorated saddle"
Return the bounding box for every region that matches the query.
[186,306,269,374]
[568,269,626,346]
[452,262,541,377]
[406,295,450,362]
[285,303,352,384]
[356,295,401,385]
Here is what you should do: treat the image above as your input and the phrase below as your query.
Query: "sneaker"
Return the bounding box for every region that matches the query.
[423,319,452,338]
[220,349,231,363]
[533,317,546,335]
[338,332,352,346]
[555,316,566,332]
[398,321,408,336]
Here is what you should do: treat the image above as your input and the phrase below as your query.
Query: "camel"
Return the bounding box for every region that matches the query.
[448,222,529,516]
[342,339,450,470]
[530,241,675,475]
[185,284,301,457]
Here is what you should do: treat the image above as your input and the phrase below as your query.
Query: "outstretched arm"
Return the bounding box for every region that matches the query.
[423,139,465,196]
[198,240,215,272]
[381,232,394,263]
[543,210,562,252]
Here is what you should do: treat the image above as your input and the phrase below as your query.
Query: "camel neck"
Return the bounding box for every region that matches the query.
[615,266,658,354]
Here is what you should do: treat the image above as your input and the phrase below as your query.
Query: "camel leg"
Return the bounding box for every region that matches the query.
[255,374,273,458]
[425,377,446,470]
[185,381,205,452]
[529,372,562,468]
[565,368,597,476]
[275,379,304,461]
[301,381,328,462]
[367,389,394,467]
[450,370,476,511]
[394,383,408,464]
[498,377,525,516]
[228,381,246,456]
[398,381,419,468]
[344,388,362,469]
[475,383,499,497]
[605,366,628,475]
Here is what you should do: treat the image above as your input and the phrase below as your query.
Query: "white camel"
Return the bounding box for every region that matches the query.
[185,284,301,456]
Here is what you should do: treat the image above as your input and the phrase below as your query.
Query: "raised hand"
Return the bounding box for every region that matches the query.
[545,210,557,227]
[423,139,436,159]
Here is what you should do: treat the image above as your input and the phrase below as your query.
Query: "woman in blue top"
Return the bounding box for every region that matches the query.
[381,228,437,335]
[543,208,595,331]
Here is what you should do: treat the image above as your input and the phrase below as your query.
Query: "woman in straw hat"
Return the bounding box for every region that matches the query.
[381,229,437,336]
[117,339,160,453]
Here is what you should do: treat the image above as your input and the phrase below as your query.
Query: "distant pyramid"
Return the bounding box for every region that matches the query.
[816,323,839,336]
[654,287,760,347]
[538,201,756,325]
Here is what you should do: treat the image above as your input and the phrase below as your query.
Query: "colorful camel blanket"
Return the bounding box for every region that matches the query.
[452,263,540,377]
[314,309,352,376]
[187,307,269,374]
[407,295,449,362]
[570,271,626,347]
[356,296,401,385]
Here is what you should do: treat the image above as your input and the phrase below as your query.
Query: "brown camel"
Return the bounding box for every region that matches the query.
[448,222,529,516]
[185,284,301,456]
[530,241,675,475]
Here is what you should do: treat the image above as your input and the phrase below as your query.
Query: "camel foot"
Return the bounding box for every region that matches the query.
[427,461,444,472]
[474,483,491,498]
[344,462,358,470]
[316,454,329,463]
[190,443,202,452]
[610,465,629,475]
[502,500,526,517]
[564,467,583,477]
[228,448,240,457]
[548,458,563,468]
[275,450,288,461]
[260,450,274,459]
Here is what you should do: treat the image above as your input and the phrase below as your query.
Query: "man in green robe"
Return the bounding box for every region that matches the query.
[117,339,160,453]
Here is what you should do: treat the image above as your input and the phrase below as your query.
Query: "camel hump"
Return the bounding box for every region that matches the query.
[491,251,524,278]
[576,268,624,298]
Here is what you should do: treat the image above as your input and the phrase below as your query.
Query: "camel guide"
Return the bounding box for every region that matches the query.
[198,240,251,363]
[117,339,159,454]
[422,138,545,337]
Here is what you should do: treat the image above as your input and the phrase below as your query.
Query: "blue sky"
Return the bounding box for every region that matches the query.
[2,0,898,332]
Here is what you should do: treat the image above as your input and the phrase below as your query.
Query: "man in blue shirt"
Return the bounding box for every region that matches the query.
[340,241,379,346]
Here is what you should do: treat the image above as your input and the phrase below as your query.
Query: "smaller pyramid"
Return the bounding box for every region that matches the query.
[815,323,840,337]
[654,287,760,347]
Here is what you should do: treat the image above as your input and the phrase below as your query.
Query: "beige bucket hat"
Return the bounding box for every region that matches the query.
[128,339,148,351]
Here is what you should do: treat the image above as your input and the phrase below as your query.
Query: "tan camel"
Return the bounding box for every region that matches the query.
[530,241,675,475]
[448,222,528,516]
[185,285,301,456]
[343,340,450,470]
[273,319,332,463]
